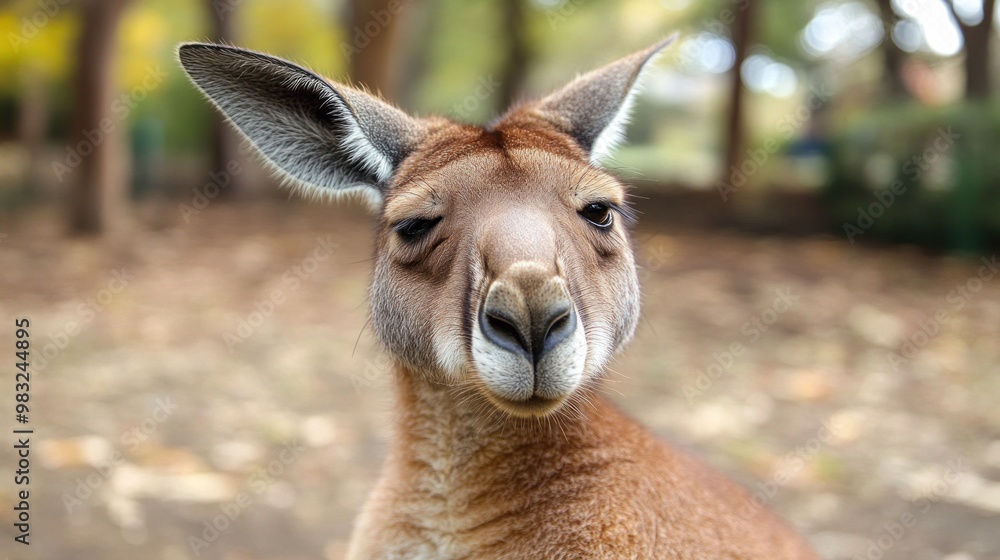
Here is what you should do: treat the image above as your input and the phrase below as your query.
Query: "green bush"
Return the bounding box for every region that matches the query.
[824,102,1000,251]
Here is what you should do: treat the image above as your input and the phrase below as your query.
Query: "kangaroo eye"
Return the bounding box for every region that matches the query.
[395,217,442,241]
[580,202,613,229]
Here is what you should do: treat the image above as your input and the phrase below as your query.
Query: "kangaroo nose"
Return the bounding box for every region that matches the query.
[479,272,577,366]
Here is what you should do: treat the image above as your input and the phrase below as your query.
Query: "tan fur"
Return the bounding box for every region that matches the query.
[349,370,817,559]
[177,40,818,559]
[351,119,819,559]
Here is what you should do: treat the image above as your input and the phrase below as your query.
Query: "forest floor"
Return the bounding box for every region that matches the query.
[0,199,998,560]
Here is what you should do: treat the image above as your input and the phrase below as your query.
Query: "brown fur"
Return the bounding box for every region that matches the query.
[177,40,819,559]
[353,121,819,558]
[349,366,818,559]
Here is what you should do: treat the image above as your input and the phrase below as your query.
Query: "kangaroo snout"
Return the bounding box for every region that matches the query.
[472,262,587,414]
[479,271,577,368]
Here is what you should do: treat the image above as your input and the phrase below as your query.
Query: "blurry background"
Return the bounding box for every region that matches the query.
[1,0,999,559]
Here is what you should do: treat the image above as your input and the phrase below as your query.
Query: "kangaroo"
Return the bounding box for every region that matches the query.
[179,38,819,560]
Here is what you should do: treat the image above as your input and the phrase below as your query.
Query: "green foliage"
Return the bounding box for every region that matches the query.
[239,0,344,78]
[2,0,998,239]
[757,1,818,62]
[667,0,820,67]
[410,0,506,122]
[824,102,1000,250]
[411,0,688,122]
[0,0,342,154]
[158,74,213,153]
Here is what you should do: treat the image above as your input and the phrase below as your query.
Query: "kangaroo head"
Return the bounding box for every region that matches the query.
[179,38,673,417]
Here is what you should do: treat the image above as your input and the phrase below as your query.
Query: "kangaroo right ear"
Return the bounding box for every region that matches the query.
[528,36,676,165]
[178,43,425,205]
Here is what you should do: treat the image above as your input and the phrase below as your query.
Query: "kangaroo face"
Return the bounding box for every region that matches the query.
[371,128,640,416]
[179,37,672,417]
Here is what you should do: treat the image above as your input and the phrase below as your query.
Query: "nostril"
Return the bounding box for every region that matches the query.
[487,313,526,349]
[540,306,576,357]
[480,309,531,361]
[546,312,570,341]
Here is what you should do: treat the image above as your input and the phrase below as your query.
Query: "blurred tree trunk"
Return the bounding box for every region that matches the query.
[947,0,996,99]
[345,0,408,102]
[395,0,435,111]
[722,0,757,193]
[207,0,246,197]
[497,0,531,111]
[69,0,133,235]
[874,0,909,99]
[17,68,48,198]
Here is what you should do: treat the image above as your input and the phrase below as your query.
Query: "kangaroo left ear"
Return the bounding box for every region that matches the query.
[178,43,426,206]
[529,36,676,164]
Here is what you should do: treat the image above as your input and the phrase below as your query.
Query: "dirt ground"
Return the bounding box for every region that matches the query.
[0,199,998,560]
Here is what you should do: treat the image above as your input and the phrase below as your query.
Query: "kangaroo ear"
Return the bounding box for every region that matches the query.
[178,43,424,205]
[530,36,676,164]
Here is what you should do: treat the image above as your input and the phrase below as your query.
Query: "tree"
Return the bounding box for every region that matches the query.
[722,0,757,191]
[69,0,134,234]
[206,0,246,197]
[345,0,408,102]
[497,0,532,111]
[944,0,996,99]
[16,68,48,198]
[874,0,910,99]
[394,0,436,111]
